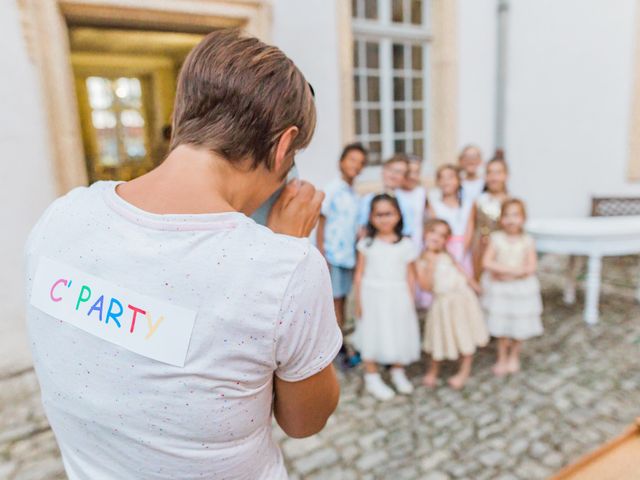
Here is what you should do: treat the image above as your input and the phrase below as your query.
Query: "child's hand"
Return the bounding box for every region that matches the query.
[468,278,482,295]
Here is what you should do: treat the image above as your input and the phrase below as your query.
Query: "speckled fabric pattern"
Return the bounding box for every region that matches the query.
[24,181,342,480]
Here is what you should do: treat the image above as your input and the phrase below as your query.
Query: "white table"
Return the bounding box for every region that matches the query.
[527,216,640,324]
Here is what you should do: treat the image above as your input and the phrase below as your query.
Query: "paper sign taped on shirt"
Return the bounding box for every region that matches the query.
[30,257,196,367]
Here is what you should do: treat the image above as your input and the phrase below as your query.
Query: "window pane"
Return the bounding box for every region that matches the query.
[367,76,380,102]
[394,109,405,133]
[412,45,423,70]
[355,109,363,134]
[412,78,423,101]
[353,40,360,67]
[115,77,141,108]
[368,109,381,134]
[369,140,382,164]
[366,42,379,68]
[411,0,422,25]
[352,0,359,18]
[364,0,378,19]
[392,0,404,22]
[393,76,405,101]
[393,44,404,69]
[413,109,424,131]
[413,138,424,157]
[86,77,113,109]
[91,110,116,129]
[123,137,146,159]
[354,76,361,101]
[395,139,406,152]
[369,140,382,155]
[121,109,144,128]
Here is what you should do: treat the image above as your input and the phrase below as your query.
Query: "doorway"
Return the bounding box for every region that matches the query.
[69,26,204,182]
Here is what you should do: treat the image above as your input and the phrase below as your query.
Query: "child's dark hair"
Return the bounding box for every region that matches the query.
[339,142,368,163]
[366,193,404,244]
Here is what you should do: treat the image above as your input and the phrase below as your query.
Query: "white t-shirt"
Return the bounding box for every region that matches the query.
[24,181,342,480]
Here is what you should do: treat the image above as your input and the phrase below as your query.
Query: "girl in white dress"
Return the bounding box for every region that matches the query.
[482,199,543,376]
[427,164,475,277]
[353,194,421,401]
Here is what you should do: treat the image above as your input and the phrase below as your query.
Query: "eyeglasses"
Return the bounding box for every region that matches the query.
[373,212,397,218]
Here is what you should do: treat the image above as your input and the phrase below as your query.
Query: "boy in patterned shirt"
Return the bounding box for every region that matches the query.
[317,143,368,365]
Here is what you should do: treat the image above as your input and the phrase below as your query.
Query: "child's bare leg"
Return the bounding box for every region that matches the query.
[422,359,440,387]
[507,340,522,373]
[334,298,345,328]
[448,355,473,390]
[364,360,378,374]
[492,338,510,377]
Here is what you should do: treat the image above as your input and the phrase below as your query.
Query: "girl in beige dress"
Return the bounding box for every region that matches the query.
[482,199,543,376]
[416,219,489,390]
[471,157,509,280]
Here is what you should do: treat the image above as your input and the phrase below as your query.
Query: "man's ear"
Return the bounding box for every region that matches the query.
[273,126,299,172]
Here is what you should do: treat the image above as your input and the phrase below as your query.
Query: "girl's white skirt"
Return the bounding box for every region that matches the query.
[352,280,421,365]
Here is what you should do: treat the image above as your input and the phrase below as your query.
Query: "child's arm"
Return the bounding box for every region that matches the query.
[415,253,436,292]
[464,204,476,251]
[451,255,482,294]
[426,204,436,220]
[353,251,365,318]
[316,215,326,257]
[482,240,516,277]
[518,242,538,278]
[407,262,417,301]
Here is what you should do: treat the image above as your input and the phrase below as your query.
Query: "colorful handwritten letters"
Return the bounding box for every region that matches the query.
[31,257,196,367]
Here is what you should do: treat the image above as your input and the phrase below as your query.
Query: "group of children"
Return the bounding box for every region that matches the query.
[318,144,544,400]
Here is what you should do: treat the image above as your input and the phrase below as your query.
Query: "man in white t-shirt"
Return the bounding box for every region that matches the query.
[24,30,341,480]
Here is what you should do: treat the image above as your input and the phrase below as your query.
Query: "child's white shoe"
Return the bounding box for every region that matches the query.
[364,373,396,401]
[390,368,414,394]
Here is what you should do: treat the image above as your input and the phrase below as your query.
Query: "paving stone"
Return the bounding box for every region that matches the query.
[422,471,451,480]
[354,449,389,471]
[478,450,507,468]
[281,434,325,459]
[543,451,565,469]
[420,450,451,471]
[292,447,339,476]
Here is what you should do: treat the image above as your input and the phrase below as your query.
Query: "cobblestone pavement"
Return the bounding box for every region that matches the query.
[3,255,640,479]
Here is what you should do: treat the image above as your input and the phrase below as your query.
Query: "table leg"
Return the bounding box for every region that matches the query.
[584,254,602,325]
[563,256,580,305]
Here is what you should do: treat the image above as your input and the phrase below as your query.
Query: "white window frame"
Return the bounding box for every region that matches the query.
[352,0,432,168]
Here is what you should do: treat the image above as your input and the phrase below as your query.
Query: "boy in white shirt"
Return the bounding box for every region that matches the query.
[458,144,485,202]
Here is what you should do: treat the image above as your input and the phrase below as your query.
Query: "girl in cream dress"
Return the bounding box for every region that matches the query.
[416,219,489,390]
[482,199,543,376]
